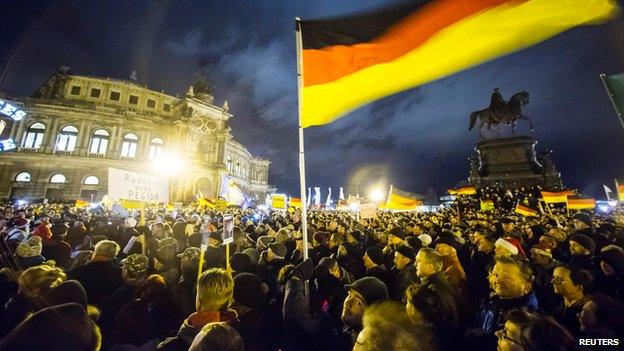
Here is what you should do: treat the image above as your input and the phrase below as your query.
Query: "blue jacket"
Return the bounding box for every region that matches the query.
[475,291,539,334]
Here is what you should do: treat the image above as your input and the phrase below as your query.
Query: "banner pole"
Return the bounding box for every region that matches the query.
[295,18,308,262]
[295,17,311,304]
[226,243,231,272]
[387,185,394,206]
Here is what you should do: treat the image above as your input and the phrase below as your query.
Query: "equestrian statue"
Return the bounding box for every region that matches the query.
[469,89,533,139]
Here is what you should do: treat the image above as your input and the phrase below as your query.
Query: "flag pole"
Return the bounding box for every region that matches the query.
[600,74,624,133]
[295,18,309,262]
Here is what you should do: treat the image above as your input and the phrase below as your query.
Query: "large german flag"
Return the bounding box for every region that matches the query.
[385,186,422,210]
[298,0,618,127]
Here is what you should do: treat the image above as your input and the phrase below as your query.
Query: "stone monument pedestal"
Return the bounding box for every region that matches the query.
[469,136,562,189]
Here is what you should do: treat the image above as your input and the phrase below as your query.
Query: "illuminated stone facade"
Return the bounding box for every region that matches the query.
[0,70,271,202]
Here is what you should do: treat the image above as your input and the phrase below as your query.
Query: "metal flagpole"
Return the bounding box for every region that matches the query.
[600,74,624,133]
[295,18,309,262]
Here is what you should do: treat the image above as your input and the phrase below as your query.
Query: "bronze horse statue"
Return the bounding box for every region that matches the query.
[469,91,532,139]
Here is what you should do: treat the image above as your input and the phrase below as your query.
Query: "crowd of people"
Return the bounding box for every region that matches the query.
[0,191,623,351]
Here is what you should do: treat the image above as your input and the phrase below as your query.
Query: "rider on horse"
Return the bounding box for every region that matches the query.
[489,88,507,119]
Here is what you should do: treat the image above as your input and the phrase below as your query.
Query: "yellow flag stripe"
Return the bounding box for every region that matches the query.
[302,0,617,127]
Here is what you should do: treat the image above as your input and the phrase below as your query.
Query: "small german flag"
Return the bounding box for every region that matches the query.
[456,186,477,196]
[567,195,596,210]
[298,0,618,127]
[289,197,302,208]
[541,190,574,204]
[515,203,538,217]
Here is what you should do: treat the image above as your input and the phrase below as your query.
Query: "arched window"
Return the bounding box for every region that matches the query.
[227,155,232,171]
[235,161,240,175]
[22,122,46,148]
[89,129,109,154]
[55,125,78,151]
[50,174,67,184]
[120,133,138,158]
[15,172,31,182]
[148,137,164,160]
[83,175,99,185]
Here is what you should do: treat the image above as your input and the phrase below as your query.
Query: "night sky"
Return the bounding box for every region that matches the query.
[2,1,624,201]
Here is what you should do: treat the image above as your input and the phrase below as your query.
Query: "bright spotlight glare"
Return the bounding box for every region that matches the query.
[151,152,186,176]
[598,204,610,213]
[369,188,385,202]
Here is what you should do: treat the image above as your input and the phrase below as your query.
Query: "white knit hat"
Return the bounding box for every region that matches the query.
[16,236,42,258]
[418,234,432,247]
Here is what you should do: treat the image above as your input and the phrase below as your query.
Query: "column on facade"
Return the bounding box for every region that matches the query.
[45,116,60,152]
[109,125,119,158]
[8,120,18,140]
[14,116,27,146]
[141,130,151,158]
[75,120,88,154]
[81,121,93,152]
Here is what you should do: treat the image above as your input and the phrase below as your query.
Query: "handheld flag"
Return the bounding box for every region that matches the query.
[385,185,422,210]
[454,186,476,196]
[298,0,618,127]
[290,197,302,208]
[617,180,624,201]
[515,203,538,217]
[603,185,614,201]
[567,195,596,210]
[75,199,89,208]
[541,190,574,204]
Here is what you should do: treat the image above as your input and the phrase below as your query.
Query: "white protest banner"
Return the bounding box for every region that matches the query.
[108,167,169,203]
[360,202,377,219]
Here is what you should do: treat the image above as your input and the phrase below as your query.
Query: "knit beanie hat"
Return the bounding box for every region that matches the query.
[268,243,287,259]
[572,212,592,227]
[569,234,596,254]
[313,231,329,246]
[405,236,422,251]
[230,252,251,273]
[418,234,432,247]
[16,236,42,258]
[122,254,149,277]
[50,223,69,237]
[243,248,260,266]
[395,245,415,261]
[345,277,389,305]
[0,303,99,351]
[42,280,88,308]
[599,247,624,274]
[233,273,266,308]
[365,246,384,265]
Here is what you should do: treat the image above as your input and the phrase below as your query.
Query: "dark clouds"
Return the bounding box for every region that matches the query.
[2,0,624,199]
